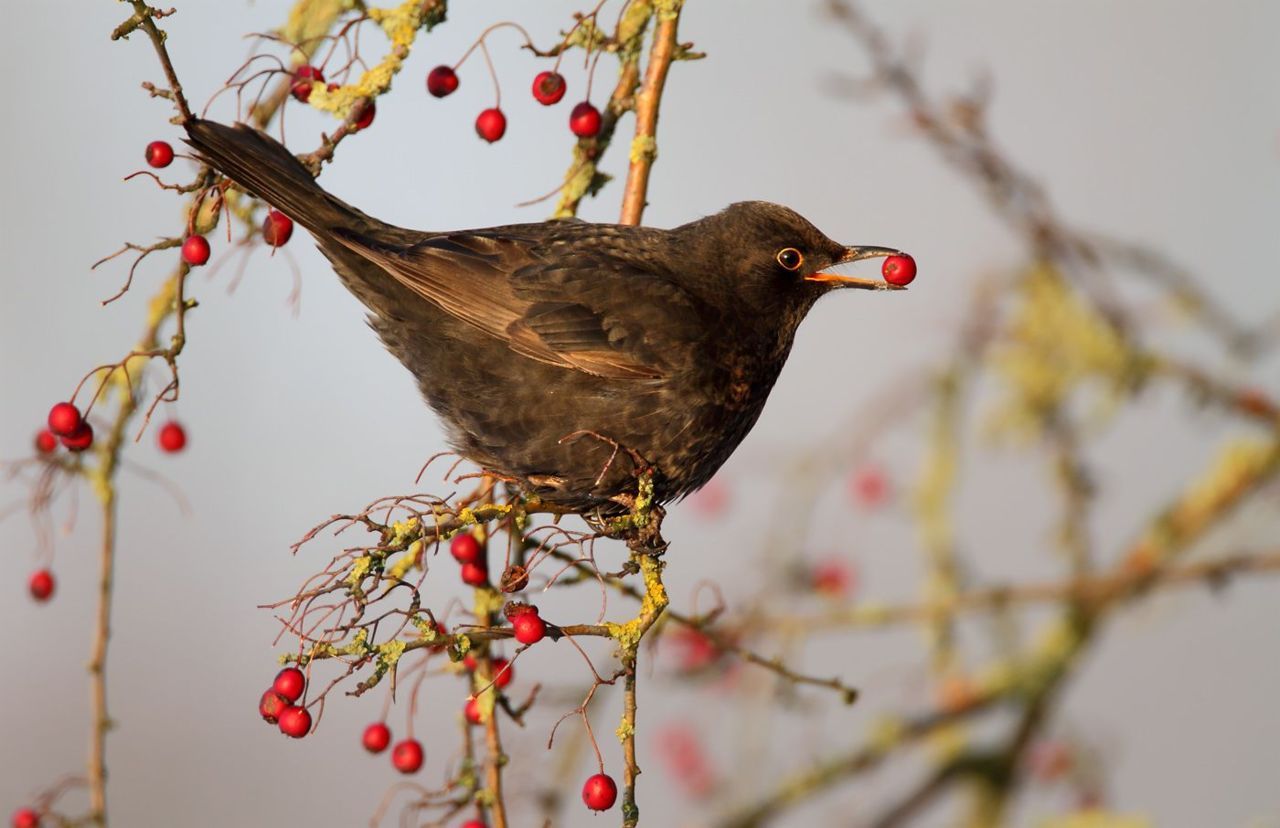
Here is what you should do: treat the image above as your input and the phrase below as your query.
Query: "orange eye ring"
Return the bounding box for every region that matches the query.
[776,247,803,271]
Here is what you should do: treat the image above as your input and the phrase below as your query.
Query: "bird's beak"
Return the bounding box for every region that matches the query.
[805,246,906,290]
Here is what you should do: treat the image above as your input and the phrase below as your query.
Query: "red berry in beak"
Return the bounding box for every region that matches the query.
[881,254,916,286]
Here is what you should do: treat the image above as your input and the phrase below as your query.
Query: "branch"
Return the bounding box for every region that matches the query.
[618,1,682,225]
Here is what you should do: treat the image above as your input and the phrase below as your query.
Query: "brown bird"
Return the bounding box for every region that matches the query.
[185,119,907,512]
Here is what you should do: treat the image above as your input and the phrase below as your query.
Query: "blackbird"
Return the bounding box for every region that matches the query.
[184,119,906,511]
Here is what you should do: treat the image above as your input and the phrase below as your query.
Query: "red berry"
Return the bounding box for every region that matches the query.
[262,210,294,247]
[34,429,58,454]
[352,99,376,131]
[182,235,210,266]
[464,698,483,725]
[61,422,94,453]
[463,654,478,671]
[273,667,306,702]
[581,773,618,811]
[28,570,55,602]
[277,705,312,738]
[531,71,566,105]
[291,65,325,102]
[460,562,488,587]
[459,821,485,828]
[362,722,391,753]
[490,657,513,689]
[848,465,889,509]
[474,108,507,143]
[145,140,174,168]
[259,690,289,724]
[10,808,40,828]
[47,402,82,436]
[158,421,187,453]
[460,563,488,588]
[881,254,916,286]
[569,102,602,138]
[391,738,424,773]
[450,533,481,565]
[512,612,546,645]
[426,65,459,98]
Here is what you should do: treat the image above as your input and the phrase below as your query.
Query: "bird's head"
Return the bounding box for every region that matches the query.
[677,201,907,320]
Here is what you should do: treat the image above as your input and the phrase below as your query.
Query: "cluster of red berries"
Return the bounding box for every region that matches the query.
[425,64,602,144]
[10,807,40,828]
[258,667,312,738]
[450,533,489,587]
[39,402,188,459]
[289,64,376,130]
[359,720,425,774]
[45,402,93,453]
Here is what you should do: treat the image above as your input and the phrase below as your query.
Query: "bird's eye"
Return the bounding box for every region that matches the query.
[776,247,803,271]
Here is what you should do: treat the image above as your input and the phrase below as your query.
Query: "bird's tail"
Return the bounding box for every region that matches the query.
[183,118,356,233]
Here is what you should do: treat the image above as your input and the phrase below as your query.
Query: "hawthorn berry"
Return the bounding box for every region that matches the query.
[460,562,488,587]
[28,570,55,602]
[391,738,424,773]
[531,71,566,105]
[352,99,376,131]
[362,721,392,753]
[262,210,294,247]
[581,773,618,811]
[47,402,82,437]
[273,667,306,702]
[459,821,486,828]
[464,698,483,725]
[158,421,187,453]
[291,65,325,102]
[569,102,602,138]
[450,533,481,565]
[490,657,513,689]
[277,705,312,738]
[512,611,546,645]
[34,429,58,455]
[426,65,459,98]
[181,235,211,266]
[474,108,507,143]
[463,654,478,671]
[881,254,916,286]
[848,465,888,509]
[259,690,289,724]
[145,140,175,168]
[10,808,39,828]
[61,422,94,453]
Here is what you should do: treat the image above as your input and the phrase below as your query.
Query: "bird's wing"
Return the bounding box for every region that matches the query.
[331,231,701,380]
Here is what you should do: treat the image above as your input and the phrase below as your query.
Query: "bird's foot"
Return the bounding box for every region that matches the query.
[599,469,667,553]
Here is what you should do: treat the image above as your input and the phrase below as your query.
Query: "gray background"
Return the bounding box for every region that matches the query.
[2,1,1278,826]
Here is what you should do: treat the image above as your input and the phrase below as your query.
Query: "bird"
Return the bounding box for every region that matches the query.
[184,118,907,513]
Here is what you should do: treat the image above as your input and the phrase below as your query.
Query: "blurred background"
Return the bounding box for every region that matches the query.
[2,1,1278,826]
